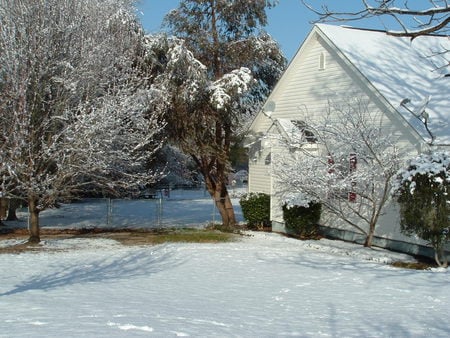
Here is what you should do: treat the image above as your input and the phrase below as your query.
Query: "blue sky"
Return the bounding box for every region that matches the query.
[137,0,318,61]
[135,1,412,62]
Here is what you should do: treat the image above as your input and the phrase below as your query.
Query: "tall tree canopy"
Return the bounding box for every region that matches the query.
[0,0,165,242]
[159,0,286,227]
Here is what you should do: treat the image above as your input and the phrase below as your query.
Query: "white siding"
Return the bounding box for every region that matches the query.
[248,27,435,253]
[248,137,272,194]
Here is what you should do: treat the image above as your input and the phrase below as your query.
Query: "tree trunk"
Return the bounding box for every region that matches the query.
[363,222,376,247]
[205,175,236,229]
[6,198,20,221]
[434,246,448,268]
[28,196,40,243]
[0,198,8,220]
[213,184,236,229]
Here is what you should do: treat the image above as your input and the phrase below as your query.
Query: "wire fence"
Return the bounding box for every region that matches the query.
[13,189,245,230]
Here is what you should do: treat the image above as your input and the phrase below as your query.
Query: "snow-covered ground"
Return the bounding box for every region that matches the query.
[0,233,449,337]
[1,191,449,337]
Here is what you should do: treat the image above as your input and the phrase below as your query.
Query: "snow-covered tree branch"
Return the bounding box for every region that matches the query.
[272,97,403,247]
[0,0,165,242]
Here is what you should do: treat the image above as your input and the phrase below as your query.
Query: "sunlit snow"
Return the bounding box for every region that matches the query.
[1,191,449,337]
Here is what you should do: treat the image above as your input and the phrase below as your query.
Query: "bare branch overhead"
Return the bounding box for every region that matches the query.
[301,0,450,37]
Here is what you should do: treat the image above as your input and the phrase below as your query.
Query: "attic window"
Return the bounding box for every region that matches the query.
[291,120,317,143]
[319,52,326,70]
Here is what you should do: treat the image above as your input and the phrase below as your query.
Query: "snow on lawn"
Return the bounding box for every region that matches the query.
[0,232,449,337]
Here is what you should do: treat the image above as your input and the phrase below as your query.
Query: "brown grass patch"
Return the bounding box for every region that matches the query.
[0,227,238,254]
[390,260,436,270]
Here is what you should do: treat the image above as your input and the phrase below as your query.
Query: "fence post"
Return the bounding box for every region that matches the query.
[212,198,216,225]
[157,196,163,228]
[106,198,112,226]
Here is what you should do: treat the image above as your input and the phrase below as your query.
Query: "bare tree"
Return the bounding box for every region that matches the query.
[0,0,164,242]
[302,0,450,38]
[272,98,402,247]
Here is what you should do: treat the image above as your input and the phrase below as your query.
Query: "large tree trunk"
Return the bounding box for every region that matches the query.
[28,195,40,243]
[212,183,236,229]
[204,173,236,229]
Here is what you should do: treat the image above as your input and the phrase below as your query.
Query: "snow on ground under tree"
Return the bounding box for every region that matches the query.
[0,231,449,337]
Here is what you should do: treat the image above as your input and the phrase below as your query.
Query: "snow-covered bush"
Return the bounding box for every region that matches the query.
[239,193,271,230]
[282,202,322,238]
[392,151,450,267]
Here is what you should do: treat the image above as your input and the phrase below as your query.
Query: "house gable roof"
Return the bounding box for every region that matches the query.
[315,24,450,145]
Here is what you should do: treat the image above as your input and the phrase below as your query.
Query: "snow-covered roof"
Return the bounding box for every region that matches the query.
[316,24,450,145]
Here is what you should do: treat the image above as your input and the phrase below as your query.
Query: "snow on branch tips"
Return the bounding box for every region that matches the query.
[392,151,450,195]
[164,38,208,99]
[210,67,253,110]
[272,96,403,247]
[392,151,450,267]
[0,0,166,243]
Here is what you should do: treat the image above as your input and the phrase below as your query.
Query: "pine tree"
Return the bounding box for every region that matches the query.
[161,0,286,227]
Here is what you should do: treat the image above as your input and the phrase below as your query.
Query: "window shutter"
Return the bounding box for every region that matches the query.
[348,153,357,202]
[349,153,357,172]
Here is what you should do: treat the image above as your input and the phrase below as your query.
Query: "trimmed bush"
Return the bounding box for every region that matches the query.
[239,193,271,230]
[392,151,450,267]
[282,202,322,238]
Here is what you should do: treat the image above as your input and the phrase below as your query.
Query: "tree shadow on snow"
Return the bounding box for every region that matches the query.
[0,245,185,297]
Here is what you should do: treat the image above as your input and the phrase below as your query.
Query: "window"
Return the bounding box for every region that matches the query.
[248,140,261,163]
[319,52,326,70]
[348,153,357,202]
[264,153,272,165]
[291,120,317,143]
[327,153,358,202]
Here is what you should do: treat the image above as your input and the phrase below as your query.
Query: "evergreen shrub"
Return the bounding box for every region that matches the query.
[282,202,322,238]
[392,152,450,267]
[239,192,271,230]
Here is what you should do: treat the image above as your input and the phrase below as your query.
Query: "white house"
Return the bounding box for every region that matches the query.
[247,24,450,256]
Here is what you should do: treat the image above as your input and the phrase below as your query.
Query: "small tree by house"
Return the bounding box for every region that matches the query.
[392,152,450,267]
[273,97,402,247]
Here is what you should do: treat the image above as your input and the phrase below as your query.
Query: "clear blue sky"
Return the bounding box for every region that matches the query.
[135,0,409,62]
[136,0,318,61]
